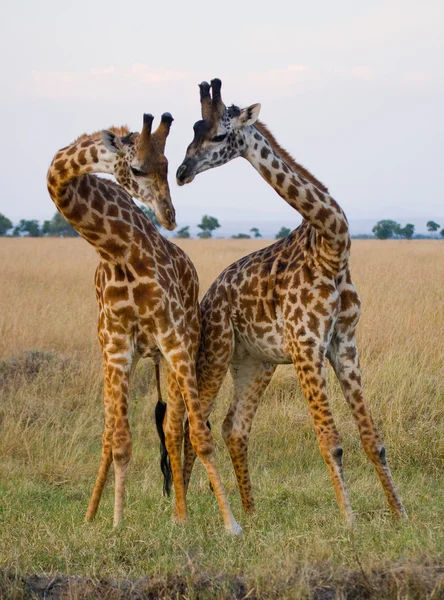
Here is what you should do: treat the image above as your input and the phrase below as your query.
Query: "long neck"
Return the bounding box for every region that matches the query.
[47,135,116,207]
[243,123,350,269]
[47,134,138,262]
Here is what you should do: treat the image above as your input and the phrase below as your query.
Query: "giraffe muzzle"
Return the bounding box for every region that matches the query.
[176,163,195,186]
[161,207,177,231]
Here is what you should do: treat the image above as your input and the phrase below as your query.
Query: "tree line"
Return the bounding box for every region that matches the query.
[1,211,443,240]
[372,220,444,240]
[0,209,292,240]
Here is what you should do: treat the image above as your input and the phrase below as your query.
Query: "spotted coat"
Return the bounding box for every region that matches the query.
[176,79,407,523]
[46,115,241,534]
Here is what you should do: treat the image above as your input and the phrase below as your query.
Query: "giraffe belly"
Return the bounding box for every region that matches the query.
[235,327,292,365]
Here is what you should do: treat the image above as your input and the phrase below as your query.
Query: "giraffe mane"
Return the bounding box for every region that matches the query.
[73,125,131,145]
[255,121,329,193]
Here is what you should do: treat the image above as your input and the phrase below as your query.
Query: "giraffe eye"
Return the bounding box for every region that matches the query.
[131,166,145,177]
[212,134,227,143]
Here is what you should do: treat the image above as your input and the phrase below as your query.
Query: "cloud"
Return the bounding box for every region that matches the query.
[128,64,192,83]
[29,61,437,104]
[248,64,313,86]
[401,71,433,86]
[30,65,194,100]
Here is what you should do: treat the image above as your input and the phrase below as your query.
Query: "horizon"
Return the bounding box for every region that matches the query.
[3,214,443,238]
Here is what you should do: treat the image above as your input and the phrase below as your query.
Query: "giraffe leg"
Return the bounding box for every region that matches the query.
[85,351,137,526]
[328,334,407,518]
[223,347,276,514]
[110,356,134,528]
[163,362,188,523]
[292,339,354,523]
[182,295,235,494]
[182,418,196,494]
[85,360,114,522]
[182,356,231,494]
[161,343,241,535]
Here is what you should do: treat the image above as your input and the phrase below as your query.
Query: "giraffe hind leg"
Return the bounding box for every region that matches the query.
[223,349,276,514]
[182,295,235,495]
[328,334,407,518]
[163,346,241,535]
[163,362,188,523]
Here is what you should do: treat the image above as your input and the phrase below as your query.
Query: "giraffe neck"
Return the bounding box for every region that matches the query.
[47,134,147,263]
[243,123,350,268]
[47,135,117,205]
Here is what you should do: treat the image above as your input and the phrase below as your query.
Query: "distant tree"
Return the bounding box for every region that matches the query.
[397,223,415,240]
[441,229,444,238]
[139,204,161,229]
[13,219,41,237]
[275,226,291,239]
[372,220,400,240]
[232,233,251,239]
[42,212,79,237]
[197,215,220,238]
[0,213,12,236]
[250,227,262,238]
[175,226,191,239]
[427,220,440,232]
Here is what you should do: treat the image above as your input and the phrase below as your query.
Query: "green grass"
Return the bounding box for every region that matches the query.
[0,355,442,598]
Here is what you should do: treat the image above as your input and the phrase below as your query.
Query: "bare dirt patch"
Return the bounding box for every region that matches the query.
[1,563,443,599]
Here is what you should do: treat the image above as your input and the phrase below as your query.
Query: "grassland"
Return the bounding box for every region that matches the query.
[0,238,443,599]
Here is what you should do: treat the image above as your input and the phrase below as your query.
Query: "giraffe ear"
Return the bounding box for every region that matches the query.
[234,103,261,129]
[101,130,125,156]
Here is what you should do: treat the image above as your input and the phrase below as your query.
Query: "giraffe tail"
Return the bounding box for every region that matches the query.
[154,362,172,496]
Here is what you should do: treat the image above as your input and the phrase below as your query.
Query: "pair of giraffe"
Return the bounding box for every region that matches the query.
[46,78,406,535]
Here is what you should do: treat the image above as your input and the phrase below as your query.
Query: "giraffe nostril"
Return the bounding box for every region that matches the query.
[176,164,187,181]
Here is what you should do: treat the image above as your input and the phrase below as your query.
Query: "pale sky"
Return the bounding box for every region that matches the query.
[1,0,443,235]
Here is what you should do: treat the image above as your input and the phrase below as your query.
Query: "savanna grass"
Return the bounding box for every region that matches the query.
[0,238,443,598]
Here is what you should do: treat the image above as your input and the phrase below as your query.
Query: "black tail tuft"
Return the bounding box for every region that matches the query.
[155,399,172,496]
[154,363,172,497]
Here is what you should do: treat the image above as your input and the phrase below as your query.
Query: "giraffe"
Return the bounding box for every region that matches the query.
[172,79,407,523]
[46,112,241,534]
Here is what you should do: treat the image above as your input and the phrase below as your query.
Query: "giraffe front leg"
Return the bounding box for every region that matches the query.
[223,349,276,514]
[328,334,407,519]
[292,339,354,524]
[86,348,135,527]
[85,360,114,522]
[111,361,133,528]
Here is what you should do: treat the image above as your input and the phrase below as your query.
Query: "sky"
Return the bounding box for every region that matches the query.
[1,0,443,236]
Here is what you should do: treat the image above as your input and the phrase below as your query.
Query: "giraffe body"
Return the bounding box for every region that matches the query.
[176,79,407,522]
[46,114,241,533]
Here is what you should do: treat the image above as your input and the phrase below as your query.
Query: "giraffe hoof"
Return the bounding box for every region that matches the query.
[344,510,355,529]
[173,512,188,525]
[226,520,243,536]
[395,506,408,520]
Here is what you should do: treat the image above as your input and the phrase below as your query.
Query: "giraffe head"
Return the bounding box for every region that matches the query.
[176,79,261,185]
[102,113,176,230]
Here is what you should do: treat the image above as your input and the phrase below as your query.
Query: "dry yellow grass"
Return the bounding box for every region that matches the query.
[0,237,443,598]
